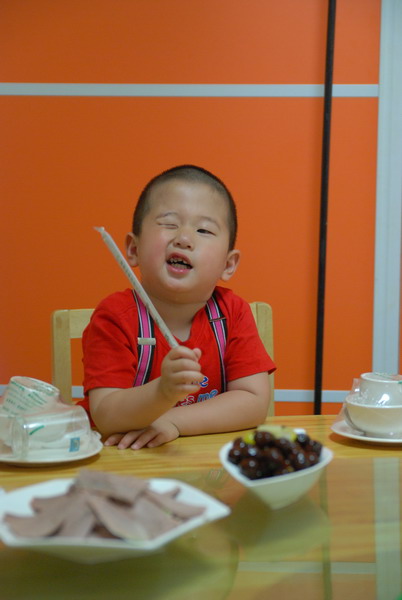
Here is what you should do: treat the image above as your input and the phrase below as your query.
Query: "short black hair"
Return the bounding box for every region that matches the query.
[132,165,237,249]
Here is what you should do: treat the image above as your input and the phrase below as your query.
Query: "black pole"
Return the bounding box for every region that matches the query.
[314,0,337,415]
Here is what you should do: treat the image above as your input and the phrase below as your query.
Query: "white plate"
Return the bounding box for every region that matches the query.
[0,432,103,466]
[0,478,231,563]
[331,419,402,444]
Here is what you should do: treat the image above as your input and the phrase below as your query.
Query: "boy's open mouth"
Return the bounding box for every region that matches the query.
[167,256,193,270]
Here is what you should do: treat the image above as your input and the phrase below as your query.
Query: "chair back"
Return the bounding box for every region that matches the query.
[51,309,94,403]
[249,302,275,416]
[51,302,274,413]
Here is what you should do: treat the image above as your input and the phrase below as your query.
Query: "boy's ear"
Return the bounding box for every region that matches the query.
[221,249,241,281]
[125,232,139,267]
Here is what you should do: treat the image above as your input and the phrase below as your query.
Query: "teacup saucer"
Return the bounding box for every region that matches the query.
[331,419,402,445]
[0,432,103,465]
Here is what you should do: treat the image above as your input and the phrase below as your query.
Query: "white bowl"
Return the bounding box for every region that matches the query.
[219,442,333,510]
[345,393,402,437]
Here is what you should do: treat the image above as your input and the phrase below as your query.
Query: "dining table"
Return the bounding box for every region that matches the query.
[1,413,402,600]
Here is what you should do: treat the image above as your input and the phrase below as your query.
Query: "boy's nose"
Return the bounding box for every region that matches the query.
[173,228,194,249]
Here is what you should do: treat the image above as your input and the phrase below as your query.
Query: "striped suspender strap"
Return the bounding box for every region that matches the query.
[133,291,156,386]
[133,290,227,392]
[205,294,227,392]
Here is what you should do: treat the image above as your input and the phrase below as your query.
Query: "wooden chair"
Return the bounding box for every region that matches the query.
[250,302,275,416]
[51,309,94,404]
[51,302,274,414]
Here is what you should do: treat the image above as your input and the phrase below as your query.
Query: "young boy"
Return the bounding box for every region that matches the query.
[82,165,276,450]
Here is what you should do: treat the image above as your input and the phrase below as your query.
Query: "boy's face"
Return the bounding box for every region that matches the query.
[126,179,240,305]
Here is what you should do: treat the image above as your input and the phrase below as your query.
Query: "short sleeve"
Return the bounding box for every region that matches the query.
[82,292,139,394]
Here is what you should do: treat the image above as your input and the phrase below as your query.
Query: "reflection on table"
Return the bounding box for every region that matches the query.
[1,415,402,600]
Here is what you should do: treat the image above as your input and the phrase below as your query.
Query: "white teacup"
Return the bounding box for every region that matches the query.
[359,372,402,406]
[10,405,91,459]
[1,376,61,416]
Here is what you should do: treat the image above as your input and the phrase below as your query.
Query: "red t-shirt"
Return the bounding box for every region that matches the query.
[82,286,275,407]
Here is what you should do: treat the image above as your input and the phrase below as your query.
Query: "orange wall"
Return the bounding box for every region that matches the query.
[0,1,381,411]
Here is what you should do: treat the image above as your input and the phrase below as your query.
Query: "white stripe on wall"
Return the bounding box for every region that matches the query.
[0,83,379,98]
[71,387,347,403]
[71,386,349,404]
[0,384,348,403]
[373,0,402,373]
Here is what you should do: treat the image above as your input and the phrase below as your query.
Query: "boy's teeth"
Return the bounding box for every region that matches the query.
[169,258,191,267]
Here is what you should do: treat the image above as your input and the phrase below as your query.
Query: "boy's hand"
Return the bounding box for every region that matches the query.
[103,416,180,450]
[158,346,203,404]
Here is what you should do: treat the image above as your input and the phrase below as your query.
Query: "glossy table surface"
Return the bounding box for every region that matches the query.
[1,414,402,600]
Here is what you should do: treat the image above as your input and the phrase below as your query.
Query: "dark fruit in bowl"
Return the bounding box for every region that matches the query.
[227,426,322,481]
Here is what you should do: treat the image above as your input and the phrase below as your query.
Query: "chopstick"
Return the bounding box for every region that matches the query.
[94,227,178,348]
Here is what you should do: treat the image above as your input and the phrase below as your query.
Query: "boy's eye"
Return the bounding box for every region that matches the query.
[197,228,214,235]
[159,222,177,229]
